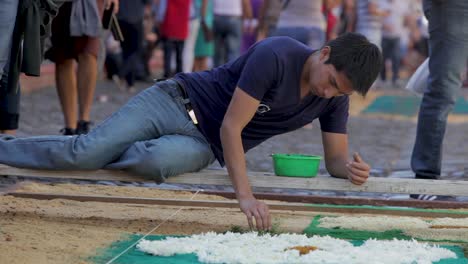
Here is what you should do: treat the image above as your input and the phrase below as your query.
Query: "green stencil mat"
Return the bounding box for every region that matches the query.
[91,234,198,264]
[362,96,468,116]
[304,215,467,264]
[304,215,468,243]
[91,233,467,264]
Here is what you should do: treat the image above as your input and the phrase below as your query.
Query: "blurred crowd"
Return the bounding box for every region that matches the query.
[0,0,466,136]
[112,0,432,88]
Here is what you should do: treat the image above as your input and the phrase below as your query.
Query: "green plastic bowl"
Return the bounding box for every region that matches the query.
[272,154,322,177]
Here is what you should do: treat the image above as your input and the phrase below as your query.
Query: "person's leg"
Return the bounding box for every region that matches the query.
[0,63,20,135]
[163,39,173,78]
[225,16,242,63]
[105,134,214,182]
[76,52,97,132]
[213,15,226,67]
[411,0,468,179]
[55,58,78,132]
[391,37,402,84]
[124,21,143,89]
[182,18,200,73]
[0,0,18,76]
[0,3,20,135]
[380,37,391,81]
[0,80,198,170]
[174,40,185,74]
[193,56,208,71]
[119,20,135,86]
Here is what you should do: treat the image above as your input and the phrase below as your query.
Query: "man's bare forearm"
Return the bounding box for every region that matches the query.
[326,157,349,179]
[220,124,253,199]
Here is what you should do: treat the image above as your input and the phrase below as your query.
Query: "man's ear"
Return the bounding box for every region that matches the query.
[319,46,331,62]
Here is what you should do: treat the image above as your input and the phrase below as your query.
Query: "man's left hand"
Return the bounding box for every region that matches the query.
[346,152,370,185]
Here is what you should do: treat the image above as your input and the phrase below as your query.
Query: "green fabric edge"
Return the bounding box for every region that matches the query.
[304,215,468,243]
[361,95,468,116]
[90,234,201,264]
[304,215,467,264]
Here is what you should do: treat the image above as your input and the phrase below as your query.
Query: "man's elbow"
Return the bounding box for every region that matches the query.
[327,168,347,179]
[325,160,347,179]
[220,121,241,139]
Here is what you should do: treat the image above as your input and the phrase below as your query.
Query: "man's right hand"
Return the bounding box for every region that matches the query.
[238,196,271,231]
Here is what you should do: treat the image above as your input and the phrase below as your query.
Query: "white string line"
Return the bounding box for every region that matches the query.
[105,189,203,264]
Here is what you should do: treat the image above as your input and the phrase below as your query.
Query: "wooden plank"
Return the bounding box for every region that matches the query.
[0,165,140,182]
[8,192,468,218]
[202,191,468,209]
[1,164,468,196]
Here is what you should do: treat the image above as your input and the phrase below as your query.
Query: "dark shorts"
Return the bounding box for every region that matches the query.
[45,2,100,62]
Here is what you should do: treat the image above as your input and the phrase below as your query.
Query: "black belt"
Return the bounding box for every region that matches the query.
[174,80,189,101]
[167,79,198,125]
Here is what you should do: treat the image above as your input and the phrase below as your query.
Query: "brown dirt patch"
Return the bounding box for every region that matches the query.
[0,182,318,264]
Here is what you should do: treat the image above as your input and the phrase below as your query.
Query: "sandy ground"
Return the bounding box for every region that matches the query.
[0,182,320,264]
[1,182,468,264]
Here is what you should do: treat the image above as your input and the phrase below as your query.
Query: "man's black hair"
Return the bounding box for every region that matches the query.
[324,33,383,96]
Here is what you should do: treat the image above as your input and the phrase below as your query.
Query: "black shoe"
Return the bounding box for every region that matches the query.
[410,194,456,201]
[60,127,75,135]
[76,120,92,135]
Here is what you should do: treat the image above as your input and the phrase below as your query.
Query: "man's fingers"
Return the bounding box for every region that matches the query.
[259,202,271,230]
[252,210,263,230]
[348,161,370,171]
[245,212,254,230]
[353,152,363,163]
[349,176,366,185]
[347,165,369,178]
[351,177,367,185]
[346,167,368,185]
[264,205,272,230]
[348,172,368,185]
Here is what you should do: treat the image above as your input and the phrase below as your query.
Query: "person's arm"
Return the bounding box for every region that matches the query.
[220,88,271,231]
[242,0,253,20]
[321,132,370,185]
[241,0,254,33]
[200,0,213,42]
[256,0,270,41]
[345,0,356,32]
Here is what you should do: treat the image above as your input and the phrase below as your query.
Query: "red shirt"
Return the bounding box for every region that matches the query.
[160,0,191,40]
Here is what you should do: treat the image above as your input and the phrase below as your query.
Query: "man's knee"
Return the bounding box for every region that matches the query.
[124,154,168,183]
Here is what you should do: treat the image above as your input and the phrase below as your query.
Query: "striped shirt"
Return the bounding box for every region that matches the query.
[356,0,384,32]
[276,0,326,30]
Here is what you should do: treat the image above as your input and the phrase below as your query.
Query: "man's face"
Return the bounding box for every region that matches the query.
[309,48,354,99]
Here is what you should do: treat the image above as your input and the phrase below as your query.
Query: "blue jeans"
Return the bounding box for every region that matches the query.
[213,15,242,67]
[380,37,401,82]
[411,0,468,179]
[0,80,215,182]
[273,26,325,50]
[0,0,18,77]
[0,60,21,130]
[0,0,20,130]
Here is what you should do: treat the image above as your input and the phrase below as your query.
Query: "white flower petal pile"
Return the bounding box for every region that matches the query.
[136,232,456,264]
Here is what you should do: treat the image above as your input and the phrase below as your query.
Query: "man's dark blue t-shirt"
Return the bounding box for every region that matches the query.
[175,37,349,166]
